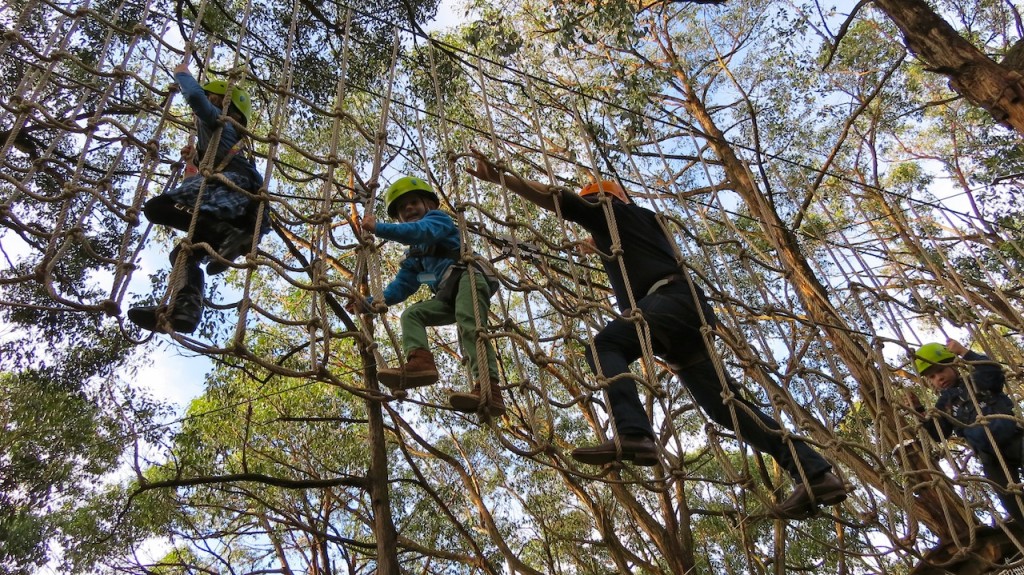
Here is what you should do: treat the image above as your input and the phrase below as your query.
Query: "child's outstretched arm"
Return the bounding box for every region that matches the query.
[381,261,421,305]
[949,338,1006,393]
[374,211,456,246]
[173,63,223,127]
[466,149,558,212]
[946,339,968,357]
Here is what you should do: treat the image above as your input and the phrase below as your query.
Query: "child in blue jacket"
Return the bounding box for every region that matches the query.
[129,62,267,333]
[359,176,503,417]
[914,339,1024,520]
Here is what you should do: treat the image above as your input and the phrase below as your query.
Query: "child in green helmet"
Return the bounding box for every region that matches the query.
[911,338,1024,521]
[128,61,268,334]
[357,176,504,417]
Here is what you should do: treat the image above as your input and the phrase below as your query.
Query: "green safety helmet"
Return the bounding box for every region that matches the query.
[384,176,439,218]
[914,342,957,375]
[202,80,253,126]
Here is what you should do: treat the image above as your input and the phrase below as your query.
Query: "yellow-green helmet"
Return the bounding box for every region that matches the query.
[202,80,253,126]
[384,176,439,218]
[915,342,956,375]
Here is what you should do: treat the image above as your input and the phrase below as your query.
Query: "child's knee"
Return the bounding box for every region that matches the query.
[143,195,192,229]
[400,303,430,323]
[143,195,172,220]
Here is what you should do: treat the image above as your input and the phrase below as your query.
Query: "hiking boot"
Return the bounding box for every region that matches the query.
[378,348,439,390]
[206,221,254,275]
[571,435,659,466]
[776,471,848,519]
[129,264,204,333]
[449,376,506,417]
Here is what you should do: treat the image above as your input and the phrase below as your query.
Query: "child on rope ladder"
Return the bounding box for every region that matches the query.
[466,150,849,519]
[129,62,268,334]
[353,176,504,417]
[909,339,1024,521]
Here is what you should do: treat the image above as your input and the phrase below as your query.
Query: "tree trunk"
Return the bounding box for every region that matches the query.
[361,338,401,572]
[873,0,1024,134]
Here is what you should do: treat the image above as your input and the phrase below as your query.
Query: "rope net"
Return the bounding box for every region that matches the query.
[4,0,1024,573]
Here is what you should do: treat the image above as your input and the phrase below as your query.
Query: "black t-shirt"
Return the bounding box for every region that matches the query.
[558,192,681,311]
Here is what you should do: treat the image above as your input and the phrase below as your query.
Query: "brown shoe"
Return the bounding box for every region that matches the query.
[776,472,848,519]
[378,349,439,390]
[449,377,506,417]
[571,435,658,466]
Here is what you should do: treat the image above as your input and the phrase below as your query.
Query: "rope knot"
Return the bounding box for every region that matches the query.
[99,299,120,316]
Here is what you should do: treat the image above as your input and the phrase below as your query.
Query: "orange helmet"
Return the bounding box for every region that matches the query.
[580,180,630,204]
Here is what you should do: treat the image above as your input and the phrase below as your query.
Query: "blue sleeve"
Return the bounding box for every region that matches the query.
[374,211,457,246]
[175,71,221,126]
[965,351,1005,394]
[924,391,957,441]
[381,259,422,305]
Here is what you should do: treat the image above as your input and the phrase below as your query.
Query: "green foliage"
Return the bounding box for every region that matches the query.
[8,0,1024,572]
[0,371,166,574]
[464,8,523,59]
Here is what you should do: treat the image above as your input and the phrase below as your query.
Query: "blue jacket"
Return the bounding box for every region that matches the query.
[175,71,262,184]
[374,210,460,305]
[925,351,1019,453]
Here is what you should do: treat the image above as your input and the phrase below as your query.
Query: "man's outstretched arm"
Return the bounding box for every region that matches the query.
[465,149,559,212]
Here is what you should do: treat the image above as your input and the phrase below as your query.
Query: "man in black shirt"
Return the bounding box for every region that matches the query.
[466,150,848,519]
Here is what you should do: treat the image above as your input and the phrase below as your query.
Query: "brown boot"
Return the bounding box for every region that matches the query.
[449,376,506,417]
[775,472,848,519]
[378,349,439,390]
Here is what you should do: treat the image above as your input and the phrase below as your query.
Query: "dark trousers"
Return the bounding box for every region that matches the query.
[971,429,1024,520]
[587,281,831,481]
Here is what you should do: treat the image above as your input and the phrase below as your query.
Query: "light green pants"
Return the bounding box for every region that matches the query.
[400,268,498,382]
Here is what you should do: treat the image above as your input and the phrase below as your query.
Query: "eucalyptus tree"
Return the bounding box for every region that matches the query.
[867,0,1024,135]
[7,0,1024,571]
[429,0,1024,567]
[2,0,443,573]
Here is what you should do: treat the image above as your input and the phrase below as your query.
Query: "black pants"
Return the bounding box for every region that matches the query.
[976,434,1024,520]
[587,281,832,481]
